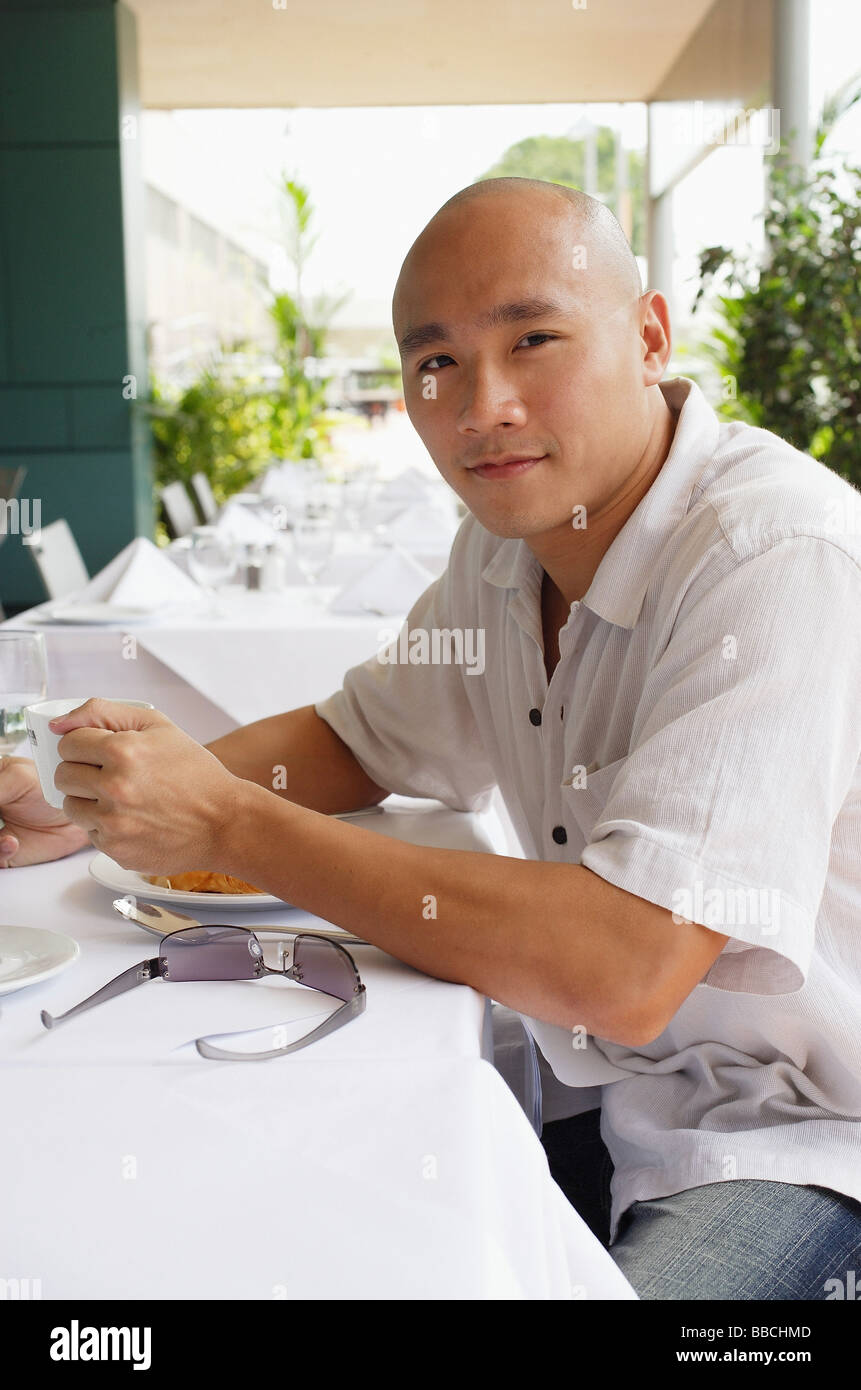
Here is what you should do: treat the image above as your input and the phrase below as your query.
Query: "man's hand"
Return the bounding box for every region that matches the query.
[51,698,250,875]
[0,755,92,868]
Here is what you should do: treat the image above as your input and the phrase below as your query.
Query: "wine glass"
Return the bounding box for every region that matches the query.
[340,474,373,532]
[187,527,238,616]
[0,631,47,753]
[292,516,335,602]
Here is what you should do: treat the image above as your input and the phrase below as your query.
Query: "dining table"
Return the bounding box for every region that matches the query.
[0,796,637,1300]
[1,547,637,1298]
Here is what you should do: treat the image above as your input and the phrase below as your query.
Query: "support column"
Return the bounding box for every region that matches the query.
[0,0,153,614]
[646,105,675,324]
[772,0,811,171]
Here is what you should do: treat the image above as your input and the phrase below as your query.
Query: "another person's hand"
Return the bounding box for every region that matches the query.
[0,755,91,868]
[51,698,249,875]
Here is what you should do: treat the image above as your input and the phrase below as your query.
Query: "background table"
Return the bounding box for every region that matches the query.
[6,587,527,857]
[8,586,399,739]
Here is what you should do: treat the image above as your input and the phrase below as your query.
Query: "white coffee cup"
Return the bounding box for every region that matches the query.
[23,698,155,811]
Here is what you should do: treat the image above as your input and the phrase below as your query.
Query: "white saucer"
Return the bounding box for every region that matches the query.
[0,925,80,996]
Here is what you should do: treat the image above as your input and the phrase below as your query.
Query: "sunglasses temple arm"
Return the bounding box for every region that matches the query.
[41,958,161,1030]
[195,987,366,1061]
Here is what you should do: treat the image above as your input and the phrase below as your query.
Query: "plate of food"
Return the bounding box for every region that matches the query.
[88,854,289,910]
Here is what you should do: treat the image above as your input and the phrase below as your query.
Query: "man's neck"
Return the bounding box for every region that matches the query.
[528,388,678,607]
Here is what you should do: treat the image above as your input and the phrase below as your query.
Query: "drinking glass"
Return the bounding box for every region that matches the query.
[0,631,47,753]
[187,527,238,615]
[340,474,372,532]
[292,516,335,600]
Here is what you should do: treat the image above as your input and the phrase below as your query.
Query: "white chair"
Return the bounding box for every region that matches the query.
[190,472,218,524]
[23,518,90,601]
[160,481,200,540]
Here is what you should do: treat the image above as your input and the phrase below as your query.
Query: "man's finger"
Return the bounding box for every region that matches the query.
[54,727,115,765]
[0,755,44,808]
[48,697,163,736]
[53,761,102,800]
[0,832,19,868]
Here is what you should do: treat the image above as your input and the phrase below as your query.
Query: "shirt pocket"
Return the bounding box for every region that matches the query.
[561,756,628,844]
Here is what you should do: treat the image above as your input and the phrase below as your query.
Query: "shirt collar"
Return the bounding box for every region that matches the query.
[480,376,720,630]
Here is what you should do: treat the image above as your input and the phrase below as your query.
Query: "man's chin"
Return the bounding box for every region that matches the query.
[464,504,566,541]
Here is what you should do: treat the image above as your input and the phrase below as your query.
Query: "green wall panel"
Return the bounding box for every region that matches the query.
[1,147,127,383]
[0,5,119,146]
[0,2,153,612]
[0,386,67,447]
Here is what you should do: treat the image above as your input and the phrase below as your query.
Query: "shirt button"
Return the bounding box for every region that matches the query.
[529,708,542,726]
[552,825,567,845]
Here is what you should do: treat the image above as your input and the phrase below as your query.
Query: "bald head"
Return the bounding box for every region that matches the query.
[393,176,642,336]
[437,178,641,298]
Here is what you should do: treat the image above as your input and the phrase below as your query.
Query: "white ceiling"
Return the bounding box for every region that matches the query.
[126,0,770,109]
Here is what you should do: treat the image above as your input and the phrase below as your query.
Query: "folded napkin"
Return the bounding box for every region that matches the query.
[258,461,317,504]
[329,545,436,616]
[376,467,437,505]
[213,500,275,545]
[71,536,203,608]
[381,502,458,554]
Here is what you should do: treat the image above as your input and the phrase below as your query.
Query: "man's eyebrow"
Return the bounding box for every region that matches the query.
[397,297,568,356]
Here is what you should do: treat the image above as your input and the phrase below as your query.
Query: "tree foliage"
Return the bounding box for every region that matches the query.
[691,78,861,486]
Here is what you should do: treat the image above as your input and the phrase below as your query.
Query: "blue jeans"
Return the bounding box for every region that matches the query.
[540,1108,861,1300]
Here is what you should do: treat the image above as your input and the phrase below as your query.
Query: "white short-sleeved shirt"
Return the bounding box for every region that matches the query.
[316,376,861,1242]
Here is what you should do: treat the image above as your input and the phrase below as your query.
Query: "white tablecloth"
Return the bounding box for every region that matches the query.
[0,832,637,1299]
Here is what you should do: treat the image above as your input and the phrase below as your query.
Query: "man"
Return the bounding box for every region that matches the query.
[2,178,860,1300]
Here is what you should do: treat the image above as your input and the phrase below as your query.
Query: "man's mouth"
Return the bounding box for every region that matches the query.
[468,454,547,481]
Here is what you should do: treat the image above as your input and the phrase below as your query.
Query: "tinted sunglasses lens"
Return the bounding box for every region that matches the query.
[294,937,358,1002]
[161,925,262,982]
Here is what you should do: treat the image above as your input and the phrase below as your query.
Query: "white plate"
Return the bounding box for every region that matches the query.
[32,603,158,625]
[89,853,288,910]
[0,925,80,996]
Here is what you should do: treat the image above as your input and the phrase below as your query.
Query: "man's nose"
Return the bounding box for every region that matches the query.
[456,365,527,434]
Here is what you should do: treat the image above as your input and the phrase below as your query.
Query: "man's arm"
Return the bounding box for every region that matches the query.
[49,700,729,1047]
[204,705,389,814]
[220,784,730,1048]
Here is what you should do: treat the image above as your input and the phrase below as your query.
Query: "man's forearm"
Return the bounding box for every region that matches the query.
[219,780,667,1046]
[204,705,388,814]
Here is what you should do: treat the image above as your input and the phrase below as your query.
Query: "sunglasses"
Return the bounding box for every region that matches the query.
[40,925,366,1060]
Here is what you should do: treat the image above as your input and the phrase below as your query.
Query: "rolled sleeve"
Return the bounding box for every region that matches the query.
[581,537,861,995]
[315,563,497,812]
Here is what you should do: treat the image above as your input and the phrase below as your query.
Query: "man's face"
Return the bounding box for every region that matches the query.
[394,196,647,540]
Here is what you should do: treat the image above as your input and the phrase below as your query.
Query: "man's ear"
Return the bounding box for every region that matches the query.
[640,290,672,386]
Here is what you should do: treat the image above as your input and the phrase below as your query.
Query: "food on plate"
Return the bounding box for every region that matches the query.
[145,871,266,895]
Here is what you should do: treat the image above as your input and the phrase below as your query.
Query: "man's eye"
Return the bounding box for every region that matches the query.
[517,333,555,348]
[418,354,454,372]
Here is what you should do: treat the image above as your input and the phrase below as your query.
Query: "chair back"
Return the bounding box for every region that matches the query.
[190,471,218,523]
[23,518,90,601]
[0,466,27,547]
[160,481,200,540]
[0,465,27,504]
